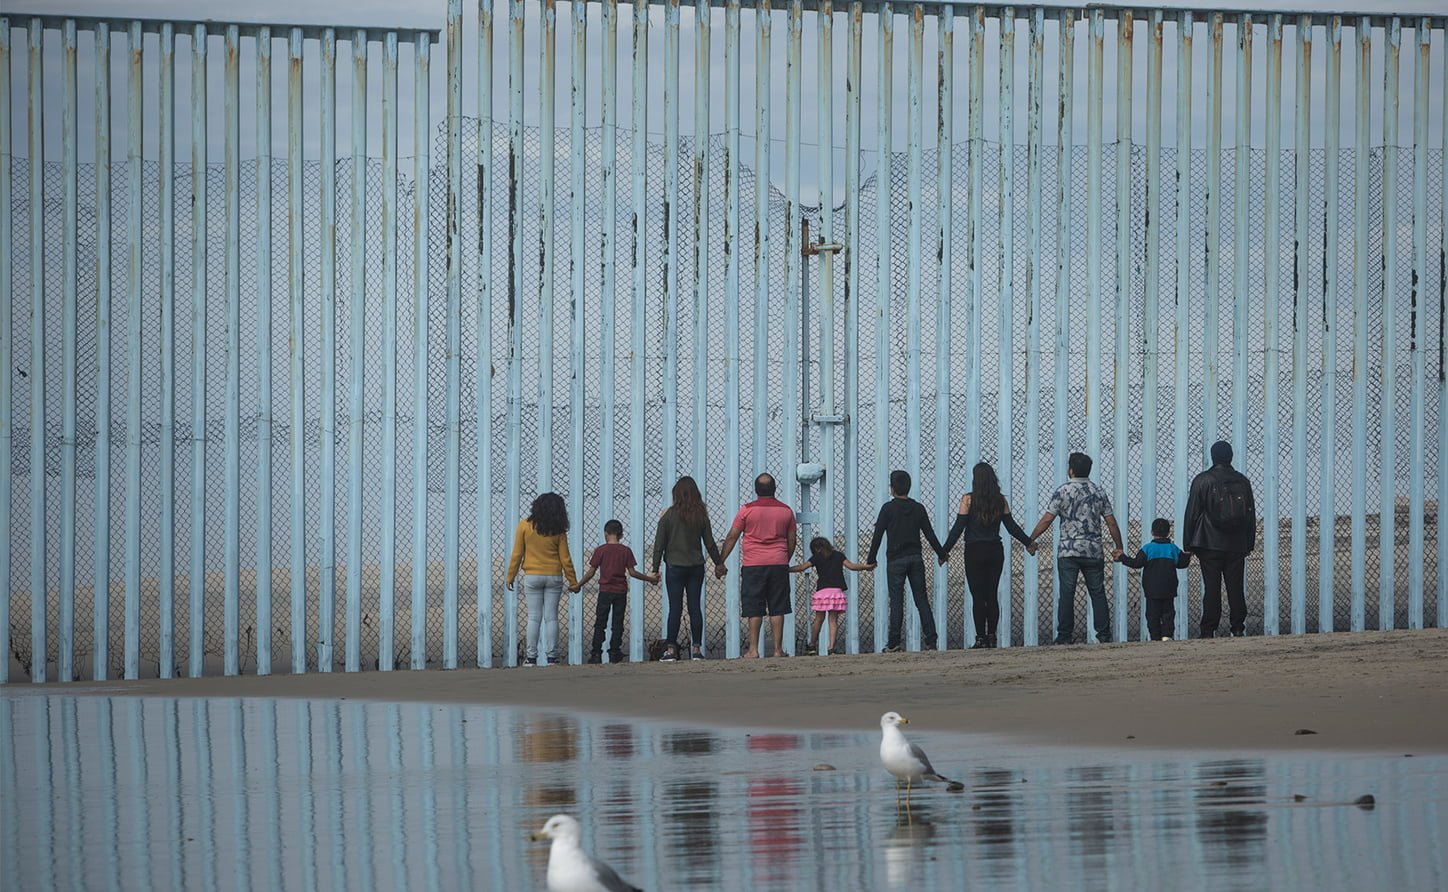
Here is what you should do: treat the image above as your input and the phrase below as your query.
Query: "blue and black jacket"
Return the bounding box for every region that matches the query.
[1119,538,1191,600]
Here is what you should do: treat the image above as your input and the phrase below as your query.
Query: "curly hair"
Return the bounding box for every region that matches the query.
[666,475,709,529]
[970,462,1006,525]
[527,492,570,537]
[809,536,836,564]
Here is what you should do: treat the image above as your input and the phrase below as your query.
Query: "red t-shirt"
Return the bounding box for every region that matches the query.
[589,543,637,593]
[730,498,797,567]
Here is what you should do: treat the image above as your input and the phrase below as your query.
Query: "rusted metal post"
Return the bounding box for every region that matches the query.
[477,1,496,667]
[255,26,272,674]
[1378,17,1400,631]
[1023,7,1044,645]
[59,19,78,681]
[1112,10,1133,643]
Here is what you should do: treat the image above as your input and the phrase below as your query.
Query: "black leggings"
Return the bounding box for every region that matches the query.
[665,563,706,648]
[962,541,1005,637]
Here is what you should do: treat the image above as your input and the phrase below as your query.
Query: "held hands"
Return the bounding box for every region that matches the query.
[938,553,949,567]
[713,563,727,579]
[1110,548,1125,562]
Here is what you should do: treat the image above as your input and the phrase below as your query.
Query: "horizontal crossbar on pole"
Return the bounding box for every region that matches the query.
[0,12,440,42]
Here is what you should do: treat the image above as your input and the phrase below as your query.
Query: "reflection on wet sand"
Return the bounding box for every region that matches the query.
[3,695,1445,891]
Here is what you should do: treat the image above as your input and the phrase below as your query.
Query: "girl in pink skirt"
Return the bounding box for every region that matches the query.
[789,536,874,655]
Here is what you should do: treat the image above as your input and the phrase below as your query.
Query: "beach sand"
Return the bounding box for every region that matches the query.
[43,628,1448,754]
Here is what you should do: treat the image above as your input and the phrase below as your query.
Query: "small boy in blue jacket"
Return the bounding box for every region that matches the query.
[1118,518,1192,641]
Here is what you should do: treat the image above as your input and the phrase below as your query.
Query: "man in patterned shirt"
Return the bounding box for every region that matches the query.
[1026,452,1125,645]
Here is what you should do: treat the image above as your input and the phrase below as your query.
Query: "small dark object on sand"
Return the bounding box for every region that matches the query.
[1354,795,1376,810]
[1294,728,1318,736]
[1293,794,1307,802]
[1126,735,1136,740]
[946,781,965,792]
[813,763,836,772]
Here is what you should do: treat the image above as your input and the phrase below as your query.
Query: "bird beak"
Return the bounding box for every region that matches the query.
[899,717,909,724]
[530,831,547,842]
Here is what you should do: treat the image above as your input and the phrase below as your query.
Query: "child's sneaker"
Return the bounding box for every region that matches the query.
[522,656,537,667]
[691,649,704,661]
[660,645,679,663]
[587,653,603,664]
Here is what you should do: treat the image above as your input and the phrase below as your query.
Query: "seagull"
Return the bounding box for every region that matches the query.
[879,711,965,809]
[530,814,643,892]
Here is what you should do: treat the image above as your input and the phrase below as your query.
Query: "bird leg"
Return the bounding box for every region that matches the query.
[895,780,902,812]
[905,778,913,814]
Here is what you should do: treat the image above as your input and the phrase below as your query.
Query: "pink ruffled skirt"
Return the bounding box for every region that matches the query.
[811,587,847,613]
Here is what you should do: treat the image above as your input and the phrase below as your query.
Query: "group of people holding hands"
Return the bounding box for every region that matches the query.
[505,440,1257,665]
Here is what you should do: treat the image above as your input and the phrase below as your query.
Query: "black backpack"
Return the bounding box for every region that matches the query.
[1208,473,1252,531]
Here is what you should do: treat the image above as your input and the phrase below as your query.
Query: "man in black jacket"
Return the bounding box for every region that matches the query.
[1183,441,1257,638]
[866,470,944,653]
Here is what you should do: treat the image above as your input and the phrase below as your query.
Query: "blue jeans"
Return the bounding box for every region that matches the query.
[1055,556,1111,643]
[523,574,564,660]
[886,552,937,649]
[664,563,706,649]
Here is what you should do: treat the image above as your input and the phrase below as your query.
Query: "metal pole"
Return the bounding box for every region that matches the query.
[224,24,243,675]
[873,2,891,654]
[1143,9,1163,637]
[1439,15,1447,631]
[1085,8,1103,478]
[997,7,1019,647]
[818,0,838,651]
[1263,15,1283,636]
[59,19,78,682]
[1053,9,1074,644]
[411,32,431,669]
[1290,17,1311,635]
[903,2,922,652]
[1233,14,1252,454]
[445,3,463,670]
[123,20,142,680]
[319,28,338,673]
[599,0,619,660]
[723,0,742,656]
[24,17,44,682]
[1320,17,1341,634]
[539,0,557,496]
[1112,10,1132,643]
[1378,17,1400,631]
[1204,12,1223,454]
[629,0,648,661]
[0,16,12,685]
[569,0,587,665]
[934,4,955,649]
[662,0,679,525]
[964,1,982,479]
[92,21,113,681]
[477,2,496,668]
[347,29,369,673]
[1023,7,1043,646]
[745,0,772,660]
[1350,16,1369,632]
[842,0,861,654]
[505,0,525,668]
[287,26,304,673]
[783,0,803,652]
[693,0,710,489]
[1406,19,1428,629]
[1172,11,1192,641]
[381,30,399,668]
[254,27,272,675]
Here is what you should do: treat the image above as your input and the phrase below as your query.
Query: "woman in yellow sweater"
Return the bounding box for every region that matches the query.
[505,493,578,666]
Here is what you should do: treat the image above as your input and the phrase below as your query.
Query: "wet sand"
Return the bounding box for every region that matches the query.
[46,628,1448,753]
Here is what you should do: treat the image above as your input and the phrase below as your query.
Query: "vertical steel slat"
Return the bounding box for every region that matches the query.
[59,19,78,681]
[477,3,496,668]
[599,0,618,660]
[1290,16,1311,635]
[818,0,838,649]
[873,2,891,653]
[319,28,338,673]
[1406,20,1428,629]
[1263,15,1283,636]
[90,21,112,680]
[1204,12,1223,454]
[903,2,922,651]
[287,26,306,673]
[24,17,44,682]
[539,0,557,496]
[692,0,710,488]
[445,4,462,670]
[380,30,399,668]
[224,24,242,675]
[1172,11,1192,641]
[628,0,648,661]
[123,20,142,681]
[661,0,679,527]
[782,0,802,652]
[964,2,982,481]
[506,0,524,668]
[1085,9,1103,481]
[1350,17,1369,632]
[1142,9,1163,637]
[1378,17,1400,631]
[1439,15,1447,630]
[0,18,12,684]
[996,7,1016,647]
[254,26,272,674]
[744,0,771,660]
[347,29,368,673]
[1052,9,1074,643]
[411,32,431,670]
[1112,11,1132,643]
[723,0,742,656]
[569,0,587,665]
[933,4,954,649]
[842,0,861,653]
[1022,7,1043,646]
[1232,14,1252,451]
[1320,17,1341,634]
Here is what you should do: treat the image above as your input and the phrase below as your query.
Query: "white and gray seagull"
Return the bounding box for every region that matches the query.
[531,814,643,892]
[879,711,965,809]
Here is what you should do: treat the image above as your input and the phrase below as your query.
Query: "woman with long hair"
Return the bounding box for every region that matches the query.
[650,476,725,662]
[937,462,1036,648]
[505,492,578,666]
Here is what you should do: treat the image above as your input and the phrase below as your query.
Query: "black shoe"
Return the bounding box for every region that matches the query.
[587,653,603,665]
[1095,636,1112,644]
[607,651,625,664]
[522,656,538,667]
[986,634,998,648]
[920,642,937,652]
[970,638,990,649]
[1199,630,1216,639]
[881,644,904,654]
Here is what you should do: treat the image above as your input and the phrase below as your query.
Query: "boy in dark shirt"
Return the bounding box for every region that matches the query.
[1117,518,1193,641]
[865,470,945,652]
[573,520,652,663]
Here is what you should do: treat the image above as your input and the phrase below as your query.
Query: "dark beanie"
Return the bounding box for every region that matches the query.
[1211,440,1233,466]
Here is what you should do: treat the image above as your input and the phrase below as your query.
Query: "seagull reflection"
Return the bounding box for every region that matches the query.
[883,805,937,888]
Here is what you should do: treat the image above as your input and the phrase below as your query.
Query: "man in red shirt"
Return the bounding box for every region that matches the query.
[719,474,798,658]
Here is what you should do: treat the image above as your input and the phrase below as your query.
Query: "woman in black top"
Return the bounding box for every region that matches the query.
[938,462,1036,648]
